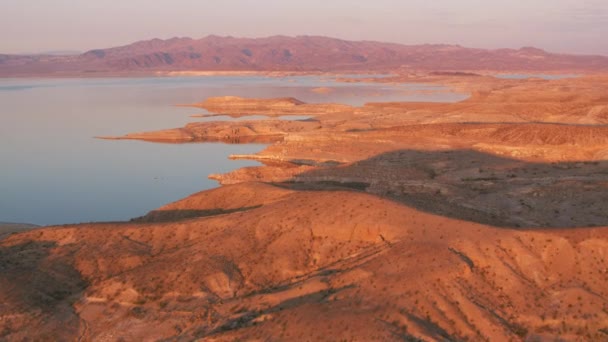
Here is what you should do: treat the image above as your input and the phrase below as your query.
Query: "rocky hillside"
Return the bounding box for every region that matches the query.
[2,35,608,76]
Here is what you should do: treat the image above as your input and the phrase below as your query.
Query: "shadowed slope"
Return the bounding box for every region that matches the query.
[0,241,87,340]
[292,149,608,228]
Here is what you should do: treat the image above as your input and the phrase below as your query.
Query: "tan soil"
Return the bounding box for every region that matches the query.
[3,73,608,341]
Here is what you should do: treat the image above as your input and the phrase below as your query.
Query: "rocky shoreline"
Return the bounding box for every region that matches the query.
[3,72,608,341]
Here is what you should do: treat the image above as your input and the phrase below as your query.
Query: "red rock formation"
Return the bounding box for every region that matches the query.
[2,35,608,76]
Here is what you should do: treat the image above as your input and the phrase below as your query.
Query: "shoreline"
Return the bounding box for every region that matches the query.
[3,71,608,340]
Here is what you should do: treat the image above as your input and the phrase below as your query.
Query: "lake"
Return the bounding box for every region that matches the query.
[0,75,466,225]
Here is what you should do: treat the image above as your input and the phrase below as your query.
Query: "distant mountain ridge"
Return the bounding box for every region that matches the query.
[1,35,608,76]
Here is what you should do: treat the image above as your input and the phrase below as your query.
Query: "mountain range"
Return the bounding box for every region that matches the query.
[2,35,608,76]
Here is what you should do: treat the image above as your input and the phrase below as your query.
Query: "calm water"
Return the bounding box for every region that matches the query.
[0,76,465,225]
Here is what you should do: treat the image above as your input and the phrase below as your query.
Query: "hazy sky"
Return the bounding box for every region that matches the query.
[1,0,607,55]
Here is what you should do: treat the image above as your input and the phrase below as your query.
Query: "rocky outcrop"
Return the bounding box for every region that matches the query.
[189,96,352,117]
[98,119,322,143]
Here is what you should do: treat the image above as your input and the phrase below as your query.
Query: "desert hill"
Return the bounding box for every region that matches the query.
[2,35,608,76]
[2,181,608,340]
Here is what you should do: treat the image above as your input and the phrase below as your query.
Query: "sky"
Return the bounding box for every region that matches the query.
[1,0,607,55]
